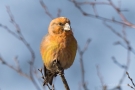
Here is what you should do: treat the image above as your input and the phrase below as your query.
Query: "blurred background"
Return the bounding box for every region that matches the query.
[0,0,135,90]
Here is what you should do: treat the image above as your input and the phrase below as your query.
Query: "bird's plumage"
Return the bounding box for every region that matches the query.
[40,17,77,85]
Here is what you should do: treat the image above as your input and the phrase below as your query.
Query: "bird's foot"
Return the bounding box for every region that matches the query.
[52,59,64,75]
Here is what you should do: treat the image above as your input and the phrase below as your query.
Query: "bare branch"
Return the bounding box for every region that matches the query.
[127,84,135,90]
[59,74,70,90]
[0,7,40,90]
[112,56,127,69]
[78,39,91,90]
[39,0,54,19]
[0,24,19,39]
[69,0,135,28]
[96,65,107,90]
[104,22,132,86]
[78,38,91,54]
[57,9,61,17]
[73,1,110,6]
[56,62,70,90]
[38,69,52,90]
[108,0,133,26]
[92,5,98,16]
[0,55,31,79]
[126,72,135,90]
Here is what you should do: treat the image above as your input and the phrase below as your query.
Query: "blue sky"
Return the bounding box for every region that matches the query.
[0,0,135,90]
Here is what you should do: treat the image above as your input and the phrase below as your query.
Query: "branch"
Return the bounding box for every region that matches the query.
[39,0,62,19]
[57,9,61,17]
[126,72,135,90]
[112,56,127,69]
[0,6,40,90]
[104,21,131,87]
[39,0,54,19]
[59,74,70,90]
[108,0,133,27]
[55,61,70,90]
[38,69,51,90]
[78,38,91,90]
[0,55,31,79]
[96,65,107,90]
[69,0,135,28]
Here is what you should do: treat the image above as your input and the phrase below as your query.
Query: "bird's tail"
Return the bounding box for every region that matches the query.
[43,65,56,85]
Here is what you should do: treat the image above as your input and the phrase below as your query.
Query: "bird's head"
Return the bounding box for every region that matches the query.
[48,17,73,36]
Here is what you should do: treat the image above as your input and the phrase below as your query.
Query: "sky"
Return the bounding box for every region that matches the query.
[0,0,135,90]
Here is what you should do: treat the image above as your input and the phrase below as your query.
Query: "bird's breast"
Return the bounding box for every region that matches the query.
[55,36,74,69]
[43,35,77,71]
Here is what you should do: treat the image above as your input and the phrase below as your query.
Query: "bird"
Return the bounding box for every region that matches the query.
[40,17,77,85]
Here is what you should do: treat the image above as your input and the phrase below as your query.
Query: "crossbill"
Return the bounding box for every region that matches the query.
[40,17,77,85]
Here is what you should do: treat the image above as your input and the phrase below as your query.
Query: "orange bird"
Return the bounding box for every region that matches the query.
[40,17,77,85]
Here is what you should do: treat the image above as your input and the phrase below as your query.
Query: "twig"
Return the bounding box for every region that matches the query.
[92,4,98,16]
[96,65,107,90]
[76,1,109,5]
[104,22,123,38]
[126,72,135,90]
[69,0,135,28]
[39,0,62,19]
[57,9,61,17]
[104,21,131,88]
[127,84,135,90]
[112,56,127,69]
[0,7,40,90]
[55,61,70,90]
[39,0,54,19]
[119,36,131,86]
[52,84,55,90]
[108,0,133,26]
[113,41,135,55]
[38,69,51,90]
[59,74,70,90]
[78,39,91,90]
[38,68,45,80]
[0,55,30,79]
[34,68,46,90]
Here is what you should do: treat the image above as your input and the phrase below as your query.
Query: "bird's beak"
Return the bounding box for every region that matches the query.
[64,23,71,31]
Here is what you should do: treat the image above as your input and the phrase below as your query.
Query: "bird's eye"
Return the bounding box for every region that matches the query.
[59,22,63,26]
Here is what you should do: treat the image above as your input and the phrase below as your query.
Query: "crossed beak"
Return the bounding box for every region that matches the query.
[64,23,71,31]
